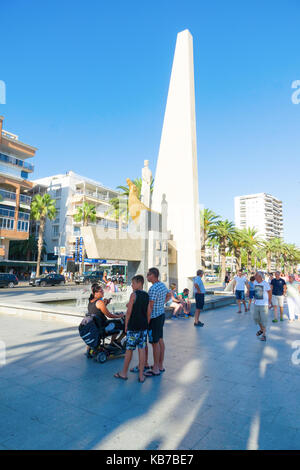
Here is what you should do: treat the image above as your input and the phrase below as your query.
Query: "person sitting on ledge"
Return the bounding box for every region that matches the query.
[178,288,191,317]
[166,283,184,318]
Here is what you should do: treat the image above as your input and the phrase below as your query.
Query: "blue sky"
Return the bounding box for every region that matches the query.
[1,0,300,244]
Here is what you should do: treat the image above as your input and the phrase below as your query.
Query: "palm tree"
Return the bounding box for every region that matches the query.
[107,177,154,222]
[262,239,275,273]
[73,202,97,274]
[200,209,220,270]
[284,243,300,274]
[240,227,260,272]
[209,219,236,282]
[228,229,245,272]
[31,194,56,277]
[281,243,292,274]
[73,201,97,226]
[270,237,284,271]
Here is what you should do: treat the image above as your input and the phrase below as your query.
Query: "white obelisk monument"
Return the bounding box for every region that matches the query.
[152,29,201,291]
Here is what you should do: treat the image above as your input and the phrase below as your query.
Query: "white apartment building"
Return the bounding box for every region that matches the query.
[234,193,283,240]
[33,171,120,265]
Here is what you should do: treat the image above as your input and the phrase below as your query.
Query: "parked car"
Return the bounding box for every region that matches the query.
[0,273,19,288]
[205,274,218,282]
[75,270,104,285]
[29,274,65,287]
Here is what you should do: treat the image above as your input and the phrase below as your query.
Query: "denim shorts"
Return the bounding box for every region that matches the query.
[249,290,255,299]
[235,290,245,300]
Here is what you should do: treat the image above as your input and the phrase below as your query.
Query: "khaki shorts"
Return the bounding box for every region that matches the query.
[272,295,284,308]
[253,305,269,328]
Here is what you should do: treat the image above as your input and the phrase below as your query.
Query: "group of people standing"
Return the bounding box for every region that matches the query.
[87,267,170,383]
[232,270,300,342]
[87,267,208,383]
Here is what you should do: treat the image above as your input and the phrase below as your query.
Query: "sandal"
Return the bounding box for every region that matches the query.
[114,372,128,380]
[144,370,160,377]
[151,366,165,373]
[138,376,146,383]
[260,335,267,342]
[256,330,263,336]
[130,365,150,373]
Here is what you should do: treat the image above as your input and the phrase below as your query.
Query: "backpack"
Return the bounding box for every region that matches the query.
[78,315,101,349]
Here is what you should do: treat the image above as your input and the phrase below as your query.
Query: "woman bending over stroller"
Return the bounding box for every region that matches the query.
[88,284,126,348]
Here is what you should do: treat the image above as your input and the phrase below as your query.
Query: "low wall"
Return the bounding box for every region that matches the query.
[164,294,235,319]
[0,293,235,323]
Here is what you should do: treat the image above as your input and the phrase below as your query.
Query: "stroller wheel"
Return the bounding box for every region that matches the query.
[96,351,107,363]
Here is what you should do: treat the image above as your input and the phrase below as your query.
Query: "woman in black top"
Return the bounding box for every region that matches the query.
[88,284,126,346]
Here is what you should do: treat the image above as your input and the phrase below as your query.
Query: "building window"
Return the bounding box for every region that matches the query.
[0,217,14,230]
[53,225,59,237]
[17,220,28,232]
[54,188,62,198]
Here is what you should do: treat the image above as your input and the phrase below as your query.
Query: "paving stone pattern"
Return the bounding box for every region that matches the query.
[0,304,300,450]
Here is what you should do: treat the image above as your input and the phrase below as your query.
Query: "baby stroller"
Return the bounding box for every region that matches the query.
[78,313,126,364]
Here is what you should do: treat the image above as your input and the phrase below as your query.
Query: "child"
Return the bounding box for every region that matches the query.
[178,288,191,317]
[167,283,184,318]
[248,276,256,310]
[114,275,149,383]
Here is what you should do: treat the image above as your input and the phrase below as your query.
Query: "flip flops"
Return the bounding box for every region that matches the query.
[144,370,160,377]
[151,366,165,373]
[114,372,128,380]
[130,365,150,373]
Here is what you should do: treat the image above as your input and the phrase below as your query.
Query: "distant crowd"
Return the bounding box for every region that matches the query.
[231,269,300,341]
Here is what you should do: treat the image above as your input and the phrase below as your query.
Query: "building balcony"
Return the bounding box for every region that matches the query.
[18,211,30,221]
[0,189,32,208]
[0,188,16,205]
[71,190,111,205]
[0,152,34,172]
[0,207,15,218]
[20,194,32,206]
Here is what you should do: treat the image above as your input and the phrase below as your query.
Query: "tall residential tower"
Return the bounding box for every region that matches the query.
[234,193,283,240]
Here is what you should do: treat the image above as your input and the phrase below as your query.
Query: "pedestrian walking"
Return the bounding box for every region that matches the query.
[232,270,249,313]
[286,274,300,322]
[253,271,272,342]
[270,271,287,323]
[248,275,256,310]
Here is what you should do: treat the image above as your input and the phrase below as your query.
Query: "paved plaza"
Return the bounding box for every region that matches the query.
[0,303,300,450]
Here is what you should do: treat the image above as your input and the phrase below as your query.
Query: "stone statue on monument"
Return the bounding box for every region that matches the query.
[126,178,151,224]
[141,160,152,208]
